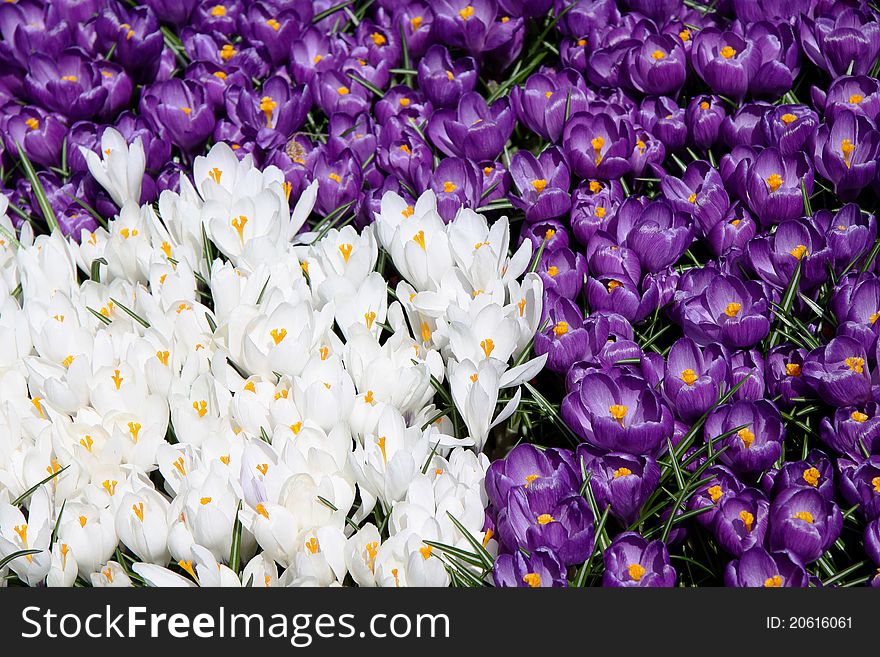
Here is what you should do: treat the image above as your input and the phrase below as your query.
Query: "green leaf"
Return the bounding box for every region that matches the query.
[110,297,150,329]
[13,465,70,506]
[228,501,243,576]
[445,512,494,570]
[16,142,59,233]
[0,549,42,570]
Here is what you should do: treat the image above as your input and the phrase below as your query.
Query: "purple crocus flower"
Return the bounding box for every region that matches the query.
[724,547,809,587]
[143,0,197,26]
[761,104,819,157]
[95,5,164,84]
[692,29,759,101]
[562,111,635,181]
[431,0,523,61]
[705,399,784,475]
[314,69,372,117]
[508,148,571,222]
[746,218,831,291]
[714,488,770,557]
[687,465,746,529]
[428,157,483,222]
[686,94,726,150]
[814,204,877,274]
[511,68,591,143]
[140,79,215,153]
[819,403,880,460]
[602,532,676,587]
[486,443,579,510]
[606,196,694,274]
[729,349,766,402]
[2,106,67,168]
[765,345,811,408]
[802,336,873,407]
[831,273,880,353]
[562,370,673,456]
[839,456,880,520]
[570,180,624,246]
[740,21,800,99]
[766,451,836,502]
[745,148,813,228]
[493,548,568,588]
[376,121,432,192]
[24,48,108,121]
[661,160,730,237]
[496,484,595,566]
[769,487,843,564]
[638,96,687,152]
[676,273,771,349]
[663,337,729,423]
[289,27,336,84]
[427,92,514,163]
[866,520,880,568]
[538,247,586,301]
[821,75,880,125]
[813,110,880,200]
[624,33,687,96]
[722,102,772,149]
[799,7,880,78]
[227,76,312,150]
[238,3,311,65]
[417,45,478,109]
[312,148,364,216]
[578,448,661,526]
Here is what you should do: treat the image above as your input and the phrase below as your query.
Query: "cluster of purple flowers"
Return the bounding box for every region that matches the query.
[3,0,880,587]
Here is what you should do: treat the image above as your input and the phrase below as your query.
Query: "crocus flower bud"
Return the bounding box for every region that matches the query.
[426,92,514,164]
[2,107,67,168]
[508,148,571,223]
[686,95,726,150]
[579,448,660,526]
[602,532,676,587]
[511,68,591,143]
[769,486,843,564]
[724,546,808,587]
[813,110,880,200]
[417,45,478,109]
[721,102,771,149]
[799,7,880,78]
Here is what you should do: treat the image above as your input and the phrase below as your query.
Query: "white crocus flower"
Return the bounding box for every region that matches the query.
[56,500,117,576]
[0,486,53,586]
[82,127,145,208]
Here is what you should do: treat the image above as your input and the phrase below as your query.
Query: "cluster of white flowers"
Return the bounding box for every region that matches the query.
[0,130,544,587]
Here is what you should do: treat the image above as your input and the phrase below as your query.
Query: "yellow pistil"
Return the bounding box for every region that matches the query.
[419,545,433,560]
[536,513,554,525]
[179,559,198,581]
[613,467,632,479]
[231,215,248,242]
[172,457,186,477]
[849,94,864,105]
[306,537,320,554]
[870,309,880,324]
[79,435,93,452]
[411,16,423,31]
[764,575,783,587]
[628,564,646,582]
[208,167,222,184]
[789,244,807,260]
[364,311,376,329]
[651,49,666,60]
[700,100,710,110]
[266,18,280,30]
[255,503,269,519]
[846,356,865,373]
[459,5,475,20]
[553,321,569,337]
[377,436,387,463]
[679,29,691,42]
[872,476,880,493]
[531,178,548,193]
[591,135,605,164]
[192,400,208,418]
[739,510,755,532]
[781,113,798,124]
[577,38,587,47]
[607,279,621,291]
[518,298,527,317]
[680,369,698,385]
[481,338,495,358]
[786,363,801,377]
[852,410,869,422]
[595,206,606,218]
[523,572,541,587]
[61,75,78,82]
[79,515,88,528]
[525,474,540,487]
[259,96,277,126]
[128,421,141,443]
[62,354,74,368]
[132,503,144,522]
[337,86,350,95]
[421,321,432,344]
[270,328,287,344]
[803,467,821,487]
[328,172,342,183]
[609,404,628,426]
[766,173,783,193]
[413,230,426,250]
[841,139,855,169]
[547,265,559,277]
[220,44,236,61]
[589,180,603,193]
[25,117,39,130]
[545,228,556,240]
[688,193,697,203]
[720,45,736,59]
[111,369,124,390]
[443,180,457,193]
[446,69,454,81]
[708,485,723,503]
[339,243,353,262]
[738,427,755,449]
[793,511,814,524]
[256,463,269,475]
[725,302,741,317]
[371,32,386,46]
[210,5,226,16]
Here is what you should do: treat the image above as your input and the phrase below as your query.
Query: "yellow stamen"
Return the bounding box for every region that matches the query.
[841,139,855,168]
[781,113,797,124]
[231,215,248,242]
[132,503,144,521]
[591,136,604,164]
[480,338,495,358]
[739,510,755,532]
[680,369,698,385]
[364,311,376,329]
[609,404,628,426]
[337,86,349,95]
[793,511,813,524]
[270,328,287,344]
[411,16,423,31]
[764,575,783,587]
[786,363,801,377]
[613,467,632,478]
[178,559,197,580]
[720,45,736,59]
[413,230,426,250]
[852,410,869,422]
[708,485,723,503]
[128,421,141,443]
[766,173,783,193]
[724,302,741,317]
[459,5,474,20]
[536,514,554,525]
[443,180,457,193]
[531,179,548,193]
[553,321,569,337]
[266,18,280,30]
[849,94,863,104]
[259,96,277,126]
[651,49,666,60]
[377,436,387,463]
[846,356,865,373]
[306,537,320,554]
[255,503,269,519]
[220,44,236,60]
[111,369,123,390]
[371,32,386,46]
[803,467,821,487]
[628,563,646,582]
[25,117,39,130]
[523,572,542,587]
[738,428,755,449]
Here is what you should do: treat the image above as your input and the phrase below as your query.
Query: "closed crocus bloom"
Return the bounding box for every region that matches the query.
[3,107,67,168]
[638,96,687,152]
[741,21,800,99]
[714,487,770,557]
[724,546,808,587]
[832,274,880,353]
[312,148,363,216]
[143,0,197,26]
[24,48,108,121]
[838,456,880,520]
[563,111,635,180]
[802,336,873,407]
[579,449,660,526]
[615,197,694,274]
[538,247,585,300]
[722,102,772,149]
[686,94,726,150]
[705,399,784,475]
[602,532,675,587]
[747,218,831,291]
[815,204,877,274]
[562,371,673,456]
[822,75,880,125]
[426,92,514,163]
[769,487,843,564]
[819,403,880,459]
[511,68,591,143]
[745,148,813,228]
[624,33,687,96]
[558,0,619,39]
[692,29,760,100]
[518,219,569,253]
[704,202,757,257]
[497,483,594,566]
[761,104,819,157]
[663,337,729,423]
[238,3,310,65]
[765,345,811,408]
[508,148,571,223]
[428,157,483,222]
[677,274,770,349]
[417,45,478,109]
[140,79,215,153]
[493,547,568,588]
[485,443,579,509]
[767,452,836,502]
[799,7,880,78]
[534,294,588,374]
[228,76,311,150]
[814,110,880,200]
